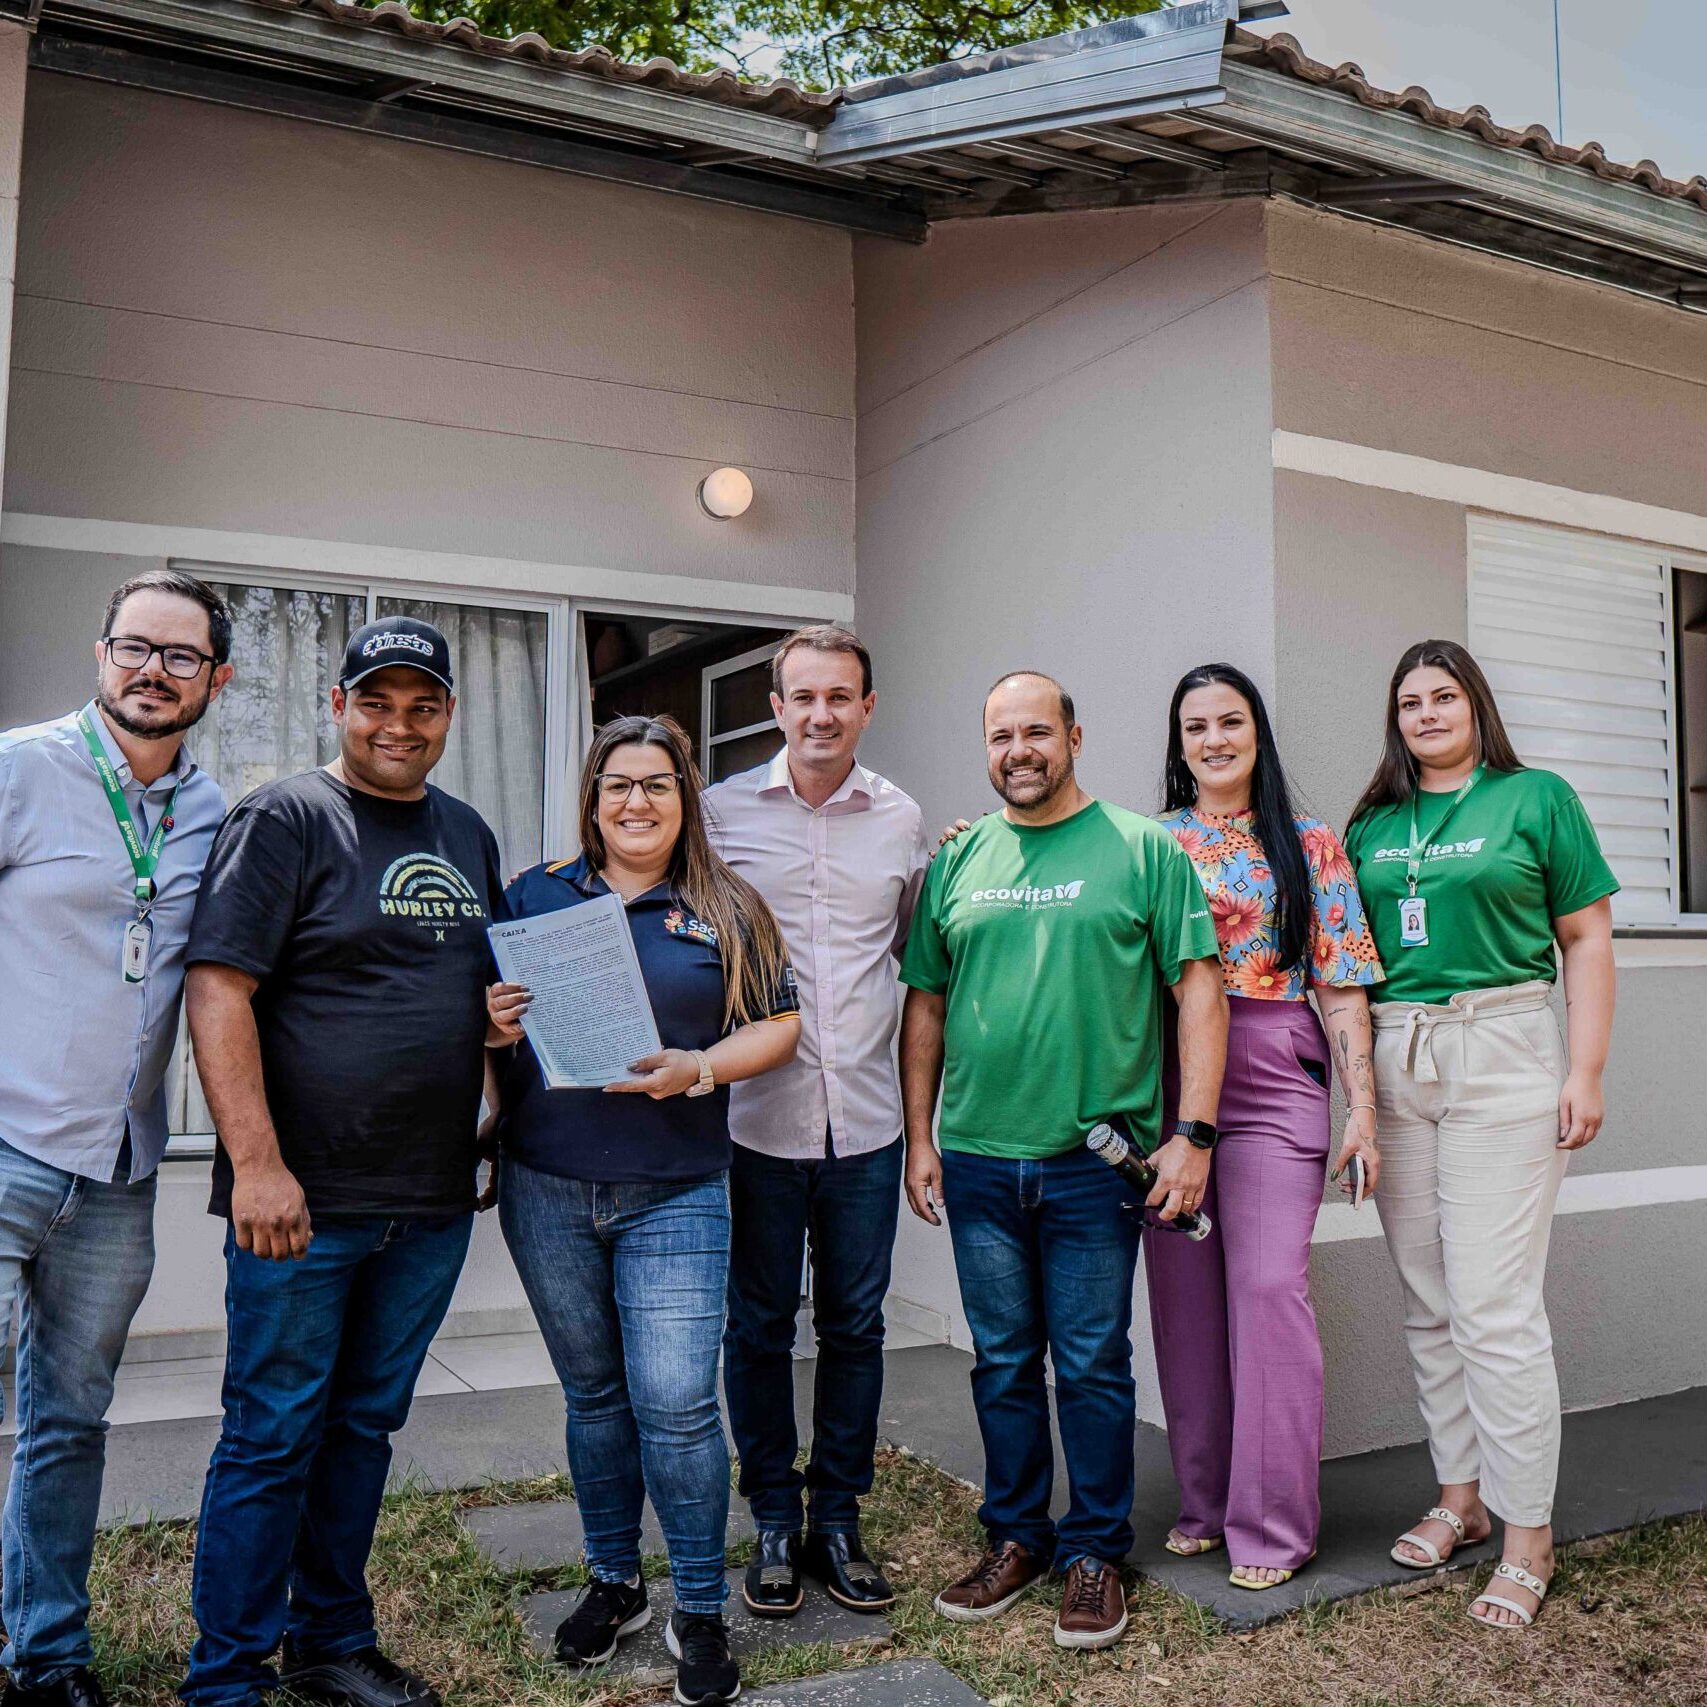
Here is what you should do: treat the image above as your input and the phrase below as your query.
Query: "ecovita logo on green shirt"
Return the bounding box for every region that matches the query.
[1368,838,1487,863]
[377,852,486,941]
[968,879,1087,908]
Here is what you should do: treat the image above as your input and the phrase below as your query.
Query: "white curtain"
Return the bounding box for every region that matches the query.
[195,584,365,799]
[167,583,548,1138]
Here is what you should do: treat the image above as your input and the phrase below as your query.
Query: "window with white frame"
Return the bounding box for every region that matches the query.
[1467,514,1707,927]
[164,571,554,1147]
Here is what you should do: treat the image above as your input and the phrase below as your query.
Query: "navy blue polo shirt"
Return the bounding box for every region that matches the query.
[498,854,798,1183]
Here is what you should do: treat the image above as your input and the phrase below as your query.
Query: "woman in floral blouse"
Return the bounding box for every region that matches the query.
[1147,663,1383,1591]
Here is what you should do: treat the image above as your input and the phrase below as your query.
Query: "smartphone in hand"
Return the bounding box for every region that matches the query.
[1331,1152,1368,1210]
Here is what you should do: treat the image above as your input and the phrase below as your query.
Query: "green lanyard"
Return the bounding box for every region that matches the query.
[77,709,181,913]
[1405,766,1484,897]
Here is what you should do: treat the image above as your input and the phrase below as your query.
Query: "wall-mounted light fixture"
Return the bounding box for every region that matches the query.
[697,466,754,521]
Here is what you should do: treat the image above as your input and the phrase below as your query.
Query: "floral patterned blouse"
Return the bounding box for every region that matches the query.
[1158,807,1383,1001]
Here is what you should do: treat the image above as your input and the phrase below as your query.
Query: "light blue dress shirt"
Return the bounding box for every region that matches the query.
[0,701,225,1181]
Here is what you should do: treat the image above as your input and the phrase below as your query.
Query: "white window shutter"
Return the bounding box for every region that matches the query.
[1468,516,1674,925]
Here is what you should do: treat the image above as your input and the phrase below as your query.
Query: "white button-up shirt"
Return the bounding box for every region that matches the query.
[706,748,929,1159]
[0,702,225,1180]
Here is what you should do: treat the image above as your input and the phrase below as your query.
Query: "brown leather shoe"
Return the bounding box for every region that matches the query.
[932,1540,1046,1623]
[1053,1557,1129,1649]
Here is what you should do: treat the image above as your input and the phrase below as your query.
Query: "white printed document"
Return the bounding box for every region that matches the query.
[488,892,662,1089]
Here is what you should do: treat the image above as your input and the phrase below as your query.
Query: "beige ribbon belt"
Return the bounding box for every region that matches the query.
[1372,983,1554,1084]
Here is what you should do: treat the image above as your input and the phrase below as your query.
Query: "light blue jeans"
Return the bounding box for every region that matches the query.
[0,1134,157,1687]
[500,1159,731,1614]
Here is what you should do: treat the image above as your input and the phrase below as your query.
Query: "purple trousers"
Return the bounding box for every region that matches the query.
[1145,996,1331,1569]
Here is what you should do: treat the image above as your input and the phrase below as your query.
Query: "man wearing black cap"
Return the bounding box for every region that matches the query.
[179,619,503,1707]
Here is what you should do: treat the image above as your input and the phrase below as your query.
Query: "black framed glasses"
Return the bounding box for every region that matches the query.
[103,635,218,679]
[595,772,682,802]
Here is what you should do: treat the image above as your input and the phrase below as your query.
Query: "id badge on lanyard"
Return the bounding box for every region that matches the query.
[1397,894,1428,947]
[1400,766,1483,950]
[76,710,179,987]
[123,914,153,982]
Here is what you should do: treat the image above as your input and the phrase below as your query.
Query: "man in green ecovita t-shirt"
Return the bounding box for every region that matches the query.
[899,672,1226,1652]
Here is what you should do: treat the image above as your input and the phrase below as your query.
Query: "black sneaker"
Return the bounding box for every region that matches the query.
[1,1670,109,1707]
[278,1645,439,1707]
[663,1611,741,1706]
[552,1576,652,1666]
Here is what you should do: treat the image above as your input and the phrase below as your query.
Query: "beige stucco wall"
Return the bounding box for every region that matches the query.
[0,72,859,1348]
[852,198,1278,1430]
[1267,199,1707,511]
[1266,199,1707,1430]
[4,72,854,591]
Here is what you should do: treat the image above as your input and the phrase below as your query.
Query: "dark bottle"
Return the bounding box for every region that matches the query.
[1085,1123,1212,1242]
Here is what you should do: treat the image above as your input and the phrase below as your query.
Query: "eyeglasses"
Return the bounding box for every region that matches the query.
[595,772,682,802]
[103,635,218,680]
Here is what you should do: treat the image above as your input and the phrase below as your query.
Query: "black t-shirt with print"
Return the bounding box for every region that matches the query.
[188,768,504,1220]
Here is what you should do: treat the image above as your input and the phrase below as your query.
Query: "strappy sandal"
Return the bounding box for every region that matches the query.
[1229,1551,1315,1591]
[1468,1562,1549,1628]
[1391,1507,1470,1569]
[1163,1530,1224,1558]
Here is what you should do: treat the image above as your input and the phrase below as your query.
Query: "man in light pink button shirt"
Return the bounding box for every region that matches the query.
[705,626,928,1621]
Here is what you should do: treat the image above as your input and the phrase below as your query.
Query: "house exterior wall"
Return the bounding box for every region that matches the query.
[0,72,858,1347]
[857,194,1707,1455]
[4,74,854,593]
[851,198,1278,1431]
[4,64,1699,1450]
[1265,198,1707,1436]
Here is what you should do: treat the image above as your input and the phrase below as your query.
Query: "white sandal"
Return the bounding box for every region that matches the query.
[1468,1561,1549,1628]
[1390,1506,1467,1568]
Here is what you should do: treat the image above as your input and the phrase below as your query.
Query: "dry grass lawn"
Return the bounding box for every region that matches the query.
[87,1449,1706,1707]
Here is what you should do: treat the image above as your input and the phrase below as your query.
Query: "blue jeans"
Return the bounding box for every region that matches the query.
[942,1146,1142,1570]
[500,1159,730,1614]
[723,1136,902,1534]
[181,1214,473,1707]
[0,1136,156,1687]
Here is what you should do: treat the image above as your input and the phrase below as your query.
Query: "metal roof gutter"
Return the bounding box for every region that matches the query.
[1212,56,1707,276]
[20,0,932,240]
[28,0,825,162]
[815,0,1250,169]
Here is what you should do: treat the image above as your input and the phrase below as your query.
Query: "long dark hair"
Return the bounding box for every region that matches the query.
[1349,640,1525,826]
[1165,664,1313,976]
[579,714,789,1030]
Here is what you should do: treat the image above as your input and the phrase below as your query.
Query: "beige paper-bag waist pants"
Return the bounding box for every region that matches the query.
[1371,980,1568,1527]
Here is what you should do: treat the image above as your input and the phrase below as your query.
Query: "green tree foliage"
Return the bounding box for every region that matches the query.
[378,1,1168,87]
[390,2,729,69]
[734,0,1167,86]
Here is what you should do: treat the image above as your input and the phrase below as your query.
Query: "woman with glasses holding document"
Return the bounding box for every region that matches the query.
[485,713,799,1705]
[1345,640,1617,1632]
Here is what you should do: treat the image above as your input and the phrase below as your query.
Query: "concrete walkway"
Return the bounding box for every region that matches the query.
[11,1343,1703,1634]
[878,1346,1707,1629]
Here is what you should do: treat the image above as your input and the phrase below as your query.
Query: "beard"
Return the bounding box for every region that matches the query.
[991,754,1071,809]
[97,673,212,739]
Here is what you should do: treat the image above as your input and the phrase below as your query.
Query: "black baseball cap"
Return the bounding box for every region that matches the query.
[339,616,454,692]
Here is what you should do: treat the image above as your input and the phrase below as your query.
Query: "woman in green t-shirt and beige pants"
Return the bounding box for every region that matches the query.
[1345,639,1618,1632]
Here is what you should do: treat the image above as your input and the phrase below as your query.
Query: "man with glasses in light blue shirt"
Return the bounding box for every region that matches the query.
[0,569,232,1707]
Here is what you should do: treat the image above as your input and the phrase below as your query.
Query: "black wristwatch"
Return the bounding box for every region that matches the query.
[1174,1119,1219,1151]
